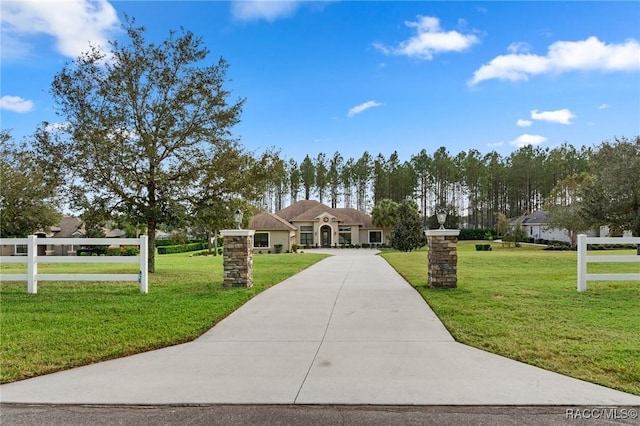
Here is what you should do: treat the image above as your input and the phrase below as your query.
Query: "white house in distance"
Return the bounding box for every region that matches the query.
[249,200,385,252]
[515,210,599,244]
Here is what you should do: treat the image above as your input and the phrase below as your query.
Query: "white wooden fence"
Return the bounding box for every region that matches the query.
[577,234,640,292]
[0,236,148,294]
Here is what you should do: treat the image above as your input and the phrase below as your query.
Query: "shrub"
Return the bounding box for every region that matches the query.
[121,246,139,256]
[107,248,121,256]
[157,242,206,254]
[459,228,496,240]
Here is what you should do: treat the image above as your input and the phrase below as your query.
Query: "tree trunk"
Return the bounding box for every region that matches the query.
[147,219,156,273]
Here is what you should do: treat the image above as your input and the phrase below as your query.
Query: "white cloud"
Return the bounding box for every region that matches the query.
[470,36,640,85]
[374,15,479,60]
[0,95,34,112]
[488,141,504,148]
[231,0,303,22]
[1,0,120,59]
[530,108,575,125]
[507,42,531,54]
[598,103,612,110]
[509,134,547,148]
[516,119,532,127]
[347,100,383,118]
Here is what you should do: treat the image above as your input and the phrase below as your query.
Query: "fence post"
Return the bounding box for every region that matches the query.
[139,236,148,293]
[27,235,38,294]
[577,234,587,292]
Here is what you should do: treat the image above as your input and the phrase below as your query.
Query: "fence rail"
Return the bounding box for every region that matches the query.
[0,236,148,294]
[577,234,640,292]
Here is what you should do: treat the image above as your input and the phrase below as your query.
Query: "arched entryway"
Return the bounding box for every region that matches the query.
[320,225,332,248]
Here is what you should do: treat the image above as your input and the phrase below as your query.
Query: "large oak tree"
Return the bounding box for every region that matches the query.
[42,19,245,272]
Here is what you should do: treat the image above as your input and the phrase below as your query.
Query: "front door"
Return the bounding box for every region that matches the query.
[321,225,331,247]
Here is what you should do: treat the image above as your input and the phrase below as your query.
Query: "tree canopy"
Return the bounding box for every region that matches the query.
[544,173,592,248]
[389,200,427,252]
[0,131,62,237]
[39,19,246,271]
[580,137,640,237]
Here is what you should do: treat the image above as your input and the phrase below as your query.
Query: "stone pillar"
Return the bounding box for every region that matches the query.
[425,229,461,289]
[220,230,255,288]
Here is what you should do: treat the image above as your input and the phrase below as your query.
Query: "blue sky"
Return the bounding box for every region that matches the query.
[1,1,639,163]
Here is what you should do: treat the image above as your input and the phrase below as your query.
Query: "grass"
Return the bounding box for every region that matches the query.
[380,242,640,396]
[0,252,328,383]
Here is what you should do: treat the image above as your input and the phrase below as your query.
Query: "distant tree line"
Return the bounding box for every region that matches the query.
[254,138,639,238]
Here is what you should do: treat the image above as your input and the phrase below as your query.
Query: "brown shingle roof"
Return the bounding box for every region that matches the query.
[275,200,323,221]
[337,208,374,228]
[249,212,297,231]
[271,200,375,228]
[50,217,85,238]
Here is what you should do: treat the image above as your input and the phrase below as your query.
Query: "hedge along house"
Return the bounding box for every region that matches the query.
[248,200,385,252]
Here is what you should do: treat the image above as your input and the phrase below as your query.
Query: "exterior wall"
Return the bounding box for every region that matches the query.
[339,225,358,246]
[253,230,294,252]
[1,245,17,256]
[525,225,571,243]
[358,229,385,246]
[49,244,77,256]
[295,221,315,247]
[525,225,598,243]
[271,231,294,252]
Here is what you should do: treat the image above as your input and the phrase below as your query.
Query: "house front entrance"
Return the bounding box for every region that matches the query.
[320,225,332,248]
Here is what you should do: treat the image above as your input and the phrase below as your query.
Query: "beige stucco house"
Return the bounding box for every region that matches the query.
[0,217,128,256]
[248,200,385,252]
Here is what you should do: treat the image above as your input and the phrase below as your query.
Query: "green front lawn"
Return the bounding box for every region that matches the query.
[0,252,328,383]
[381,242,640,396]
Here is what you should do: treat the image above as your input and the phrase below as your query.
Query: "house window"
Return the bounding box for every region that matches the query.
[254,232,269,248]
[300,226,313,246]
[15,244,27,255]
[339,226,351,245]
[369,230,383,244]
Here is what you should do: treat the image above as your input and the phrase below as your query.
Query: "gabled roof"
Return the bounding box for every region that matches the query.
[271,200,375,228]
[50,217,85,238]
[336,207,374,228]
[249,211,297,231]
[276,200,324,222]
[521,211,549,225]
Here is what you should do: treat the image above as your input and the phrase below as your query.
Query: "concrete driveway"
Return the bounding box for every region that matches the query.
[1,249,638,405]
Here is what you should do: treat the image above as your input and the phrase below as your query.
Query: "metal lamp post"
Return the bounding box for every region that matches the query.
[436,210,447,230]
[233,209,243,229]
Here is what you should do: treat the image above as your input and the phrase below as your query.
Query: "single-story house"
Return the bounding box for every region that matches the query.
[513,210,598,244]
[0,217,127,256]
[249,200,385,252]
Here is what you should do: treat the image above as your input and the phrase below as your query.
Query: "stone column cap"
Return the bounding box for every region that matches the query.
[220,229,256,237]
[425,229,461,237]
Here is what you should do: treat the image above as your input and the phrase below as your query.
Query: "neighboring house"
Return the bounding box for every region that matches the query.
[512,210,598,244]
[249,200,385,252]
[0,217,127,256]
[46,216,86,255]
[0,216,85,256]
